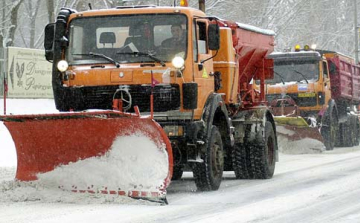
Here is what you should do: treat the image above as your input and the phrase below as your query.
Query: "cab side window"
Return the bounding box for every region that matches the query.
[197,22,207,54]
[192,21,198,62]
[323,61,329,78]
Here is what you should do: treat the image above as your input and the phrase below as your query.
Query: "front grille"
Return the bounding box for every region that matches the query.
[266,93,318,107]
[127,85,180,112]
[66,84,180,112]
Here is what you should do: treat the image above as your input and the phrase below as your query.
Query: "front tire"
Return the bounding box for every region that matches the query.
[192,126,224,191]
[341,115,360,147]
[171,165,184,180]
[322,112,337,150]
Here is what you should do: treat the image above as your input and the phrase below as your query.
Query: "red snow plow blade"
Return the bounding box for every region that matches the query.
[270,98,324,145]
[0,110,172,202]
[274,116,323,143]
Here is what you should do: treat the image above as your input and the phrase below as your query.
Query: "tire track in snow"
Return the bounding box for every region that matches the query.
[259,176,360,223]
[168,151,360,205]
[173,163,360,223]
[161,151,360,222]
[1,150,360,223]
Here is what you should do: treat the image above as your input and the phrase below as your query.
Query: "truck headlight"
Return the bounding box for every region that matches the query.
[57,60,69,72]
[172,57,184,69]
[163,125,184,137]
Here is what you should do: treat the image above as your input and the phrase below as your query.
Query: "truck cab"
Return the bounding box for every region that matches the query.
[266,50,331,120]
[45,6,220,121]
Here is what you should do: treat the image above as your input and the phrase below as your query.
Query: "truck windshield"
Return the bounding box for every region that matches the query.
[66,14,187,65]
[266,60,319,84]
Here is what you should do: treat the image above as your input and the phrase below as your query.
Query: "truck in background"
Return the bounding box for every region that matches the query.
[266,46,360,150]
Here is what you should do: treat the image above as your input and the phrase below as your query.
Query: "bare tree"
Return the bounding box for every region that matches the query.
[103,0,126,8]
[2,0,358,58]
[202,0,355,56]
[47,0,55,23]
[21,0,42,48]
[0,0,24,47]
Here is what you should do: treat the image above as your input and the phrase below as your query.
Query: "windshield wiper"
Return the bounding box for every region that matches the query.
[117,51,165,67]
[73,52,120,68]
[274,71,285,85]
[293,69,309,83]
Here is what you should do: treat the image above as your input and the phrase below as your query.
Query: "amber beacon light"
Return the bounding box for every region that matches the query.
[180,0,188,6]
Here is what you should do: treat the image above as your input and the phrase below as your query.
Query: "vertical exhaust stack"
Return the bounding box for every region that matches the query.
[199,0,205,12]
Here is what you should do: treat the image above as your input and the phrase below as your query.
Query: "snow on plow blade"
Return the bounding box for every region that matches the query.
[0,111,172,202]
[274,116,323,143]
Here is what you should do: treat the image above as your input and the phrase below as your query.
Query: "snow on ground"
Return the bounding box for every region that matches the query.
[1,99,360,223]
[0,99,58,167]
[277,135,325,154]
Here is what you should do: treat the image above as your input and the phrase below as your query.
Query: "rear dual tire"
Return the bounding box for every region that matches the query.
[232,121,276,179]
[322,112,337,150]
[338,115,360,147]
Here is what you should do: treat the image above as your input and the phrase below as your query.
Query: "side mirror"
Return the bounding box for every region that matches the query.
[208,24,220,50]
[44,23,55,62]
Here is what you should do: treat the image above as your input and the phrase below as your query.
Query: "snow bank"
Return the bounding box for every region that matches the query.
[0,132,168,205]
[278,135,325,154]
[0,99,58,115]
[37,133,169,193]
[0,122,17,167]
[0,99,58,167]
[0,167,16,181]
[0,180,153,204]
[275,123,325,154]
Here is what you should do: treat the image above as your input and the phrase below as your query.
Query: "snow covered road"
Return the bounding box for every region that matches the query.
[1,99,360,222]
[1,149,360,223]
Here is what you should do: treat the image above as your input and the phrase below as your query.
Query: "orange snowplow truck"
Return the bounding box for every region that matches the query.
[266,47,360,150]
[1,4,277,203]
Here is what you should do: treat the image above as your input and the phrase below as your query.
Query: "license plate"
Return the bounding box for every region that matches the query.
[298,92,316,97]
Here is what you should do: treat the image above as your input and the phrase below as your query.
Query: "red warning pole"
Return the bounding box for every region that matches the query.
[3,75,7,115]
[150,70,154,119]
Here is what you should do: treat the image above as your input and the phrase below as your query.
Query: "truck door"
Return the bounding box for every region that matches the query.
[192,20,215,108]
[321,60,331,107]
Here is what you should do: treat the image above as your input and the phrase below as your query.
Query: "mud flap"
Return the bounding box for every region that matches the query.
[0,111,172,202]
